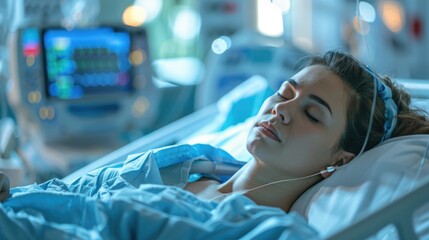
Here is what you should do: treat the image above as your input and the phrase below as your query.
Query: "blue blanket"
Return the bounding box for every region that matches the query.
[0,144,319,239]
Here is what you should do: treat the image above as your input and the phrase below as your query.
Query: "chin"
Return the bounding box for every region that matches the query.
[246,128,261,155]
[247,139,272,162]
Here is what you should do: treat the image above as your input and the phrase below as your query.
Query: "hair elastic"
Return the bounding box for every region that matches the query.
[357,66,398,156]
[366,66,398,140]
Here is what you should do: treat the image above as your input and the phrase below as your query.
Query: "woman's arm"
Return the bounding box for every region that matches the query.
[0,172,10,202]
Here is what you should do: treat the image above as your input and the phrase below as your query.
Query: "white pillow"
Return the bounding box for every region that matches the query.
[290,134,429,238]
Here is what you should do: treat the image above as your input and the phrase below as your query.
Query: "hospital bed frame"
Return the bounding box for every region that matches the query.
[63,78,429,239]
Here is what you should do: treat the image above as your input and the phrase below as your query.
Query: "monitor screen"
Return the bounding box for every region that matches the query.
[43,27,133,100]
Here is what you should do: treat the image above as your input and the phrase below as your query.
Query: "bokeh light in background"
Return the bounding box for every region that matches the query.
[122,5,147,26]
[130,49,146,66]
[134,0,163,22]
[61,0,100,28]
[171,7,201,41]
[359,1,376,23]
[272,0,291,13]
[211,36,232,54]
[122,0,163,27]
[257,0,284,37]
[380,0,404,33]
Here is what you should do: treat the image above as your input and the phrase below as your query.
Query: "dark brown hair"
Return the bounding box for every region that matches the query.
[302,51,429,155]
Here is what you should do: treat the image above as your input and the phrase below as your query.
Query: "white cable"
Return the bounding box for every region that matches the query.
[356,0,370,53]
[357,73,377,157]
[208,169,335,202]
[354,0,377,157]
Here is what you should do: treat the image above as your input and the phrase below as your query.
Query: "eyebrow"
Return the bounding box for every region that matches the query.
[287,79,298,88]
[309,94,333,116]
[287,79,333,116]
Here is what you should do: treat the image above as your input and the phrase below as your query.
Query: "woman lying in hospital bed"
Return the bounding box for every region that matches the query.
[0,50,428,239]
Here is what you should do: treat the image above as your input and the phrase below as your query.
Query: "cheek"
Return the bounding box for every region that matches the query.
[283,137,332,169]
[293,127,339,157]
[293,139,332,163]
[289,127,344,174]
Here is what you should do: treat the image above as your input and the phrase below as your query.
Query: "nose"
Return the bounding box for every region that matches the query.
[271,102,292,124]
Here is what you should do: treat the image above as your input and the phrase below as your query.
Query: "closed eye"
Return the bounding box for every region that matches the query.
[277,92,320,123]
[276,92,289,100]
[305,110,320,123]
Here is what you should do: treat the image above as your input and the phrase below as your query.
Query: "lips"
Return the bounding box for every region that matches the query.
[257,122,281,142]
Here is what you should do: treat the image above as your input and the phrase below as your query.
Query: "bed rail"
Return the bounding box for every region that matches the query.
[326,179,429,240]
[396,78,429,99]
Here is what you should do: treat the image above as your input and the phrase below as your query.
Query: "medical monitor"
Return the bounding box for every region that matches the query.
[9,26,160,143]
[42,28,133,100]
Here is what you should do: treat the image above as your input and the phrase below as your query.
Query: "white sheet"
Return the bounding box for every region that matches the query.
[2,144,318,239]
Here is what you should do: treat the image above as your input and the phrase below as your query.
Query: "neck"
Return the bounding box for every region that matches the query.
[218,159,322,212]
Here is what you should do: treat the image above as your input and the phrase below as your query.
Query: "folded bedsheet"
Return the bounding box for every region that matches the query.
[0,144,319,240]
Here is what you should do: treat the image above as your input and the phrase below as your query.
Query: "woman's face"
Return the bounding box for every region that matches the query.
[247,65,350,176]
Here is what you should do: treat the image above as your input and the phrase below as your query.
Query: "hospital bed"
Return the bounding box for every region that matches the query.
[60,75,429,239]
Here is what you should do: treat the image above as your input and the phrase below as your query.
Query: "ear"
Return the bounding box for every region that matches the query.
[321,150,356,178]
[331,150,356,166]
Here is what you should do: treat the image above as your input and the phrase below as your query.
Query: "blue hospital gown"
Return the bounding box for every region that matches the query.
[0,144,319,240]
